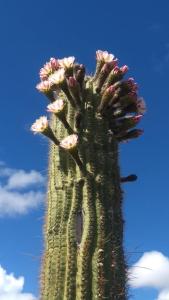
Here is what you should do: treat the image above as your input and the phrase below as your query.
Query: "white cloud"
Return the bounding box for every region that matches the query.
[0,265,37,300]
[6,170,44,190]
[129,251,169,300]
[157,290,169,300]
[0,187,44,216]
[0,163,45,216]
[0,166,14,177]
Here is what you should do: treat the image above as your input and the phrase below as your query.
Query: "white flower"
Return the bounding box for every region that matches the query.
[49,68,65,85]
[47,99,66,113]
[96,50,115,62]
[31,116,49,133]
[137,97,146,114]
[36,80,52,93]
[39,57,59,80]
[60,134,78,150]
[58,56,75,69]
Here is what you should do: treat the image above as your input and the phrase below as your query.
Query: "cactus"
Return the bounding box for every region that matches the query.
[31,51,146,300]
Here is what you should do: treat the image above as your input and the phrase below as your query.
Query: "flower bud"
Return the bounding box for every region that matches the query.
[112,115,143,134]
[137,97,146,114]
[133,115,143,122]
[74,64,85,87]
[116,129,144,142]
[120,65,129,74]
[119,93,137,108]
[95,61,117,93]
[105,65,128,88]
[50,58,59,69]
[68,76,78,88]
[126,78,138,92]
[67,77,82,108]
[98,85,116,112]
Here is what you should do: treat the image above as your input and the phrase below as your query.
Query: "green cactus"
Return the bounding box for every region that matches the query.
[31,51,146,300]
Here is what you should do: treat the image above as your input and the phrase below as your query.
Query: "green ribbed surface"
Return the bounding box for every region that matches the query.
[40,80,127,300]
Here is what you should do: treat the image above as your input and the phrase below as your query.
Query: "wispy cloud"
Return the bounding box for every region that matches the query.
[6,170,44,190]
[0,187,44,216]
[129,251,169,300]
[0,162,45,217]
[0,162,15,177]
[0,264,37,300]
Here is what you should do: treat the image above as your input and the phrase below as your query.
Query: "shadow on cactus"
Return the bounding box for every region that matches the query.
[31,50,146,300]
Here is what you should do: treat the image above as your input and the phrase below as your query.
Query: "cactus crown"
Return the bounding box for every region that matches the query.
[32,49,145,156]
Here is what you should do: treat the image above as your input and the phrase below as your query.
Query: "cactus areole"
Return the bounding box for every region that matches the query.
[31,51,146,300]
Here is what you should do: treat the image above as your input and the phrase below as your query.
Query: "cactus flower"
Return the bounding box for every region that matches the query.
[60,134,78,150]
[49,68,65,86]
[58,56,75,69]
[39,57,60,80]
[96,50,115,62]
[36,80,53,93]
[47,98,66,114]
[31,116,49,133]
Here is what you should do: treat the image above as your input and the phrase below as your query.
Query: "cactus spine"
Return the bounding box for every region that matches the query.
[31,51,146,300]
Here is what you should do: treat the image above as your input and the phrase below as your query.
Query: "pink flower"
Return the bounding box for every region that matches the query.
[106,85,116,94]
[58,56,75,69]
[60,134,78,150]
[111,65,128,75]
[120,65,129,74]
[50,58,59,69]
[48,68,65,85]
[39,58,60,80]
[127,78,138,91]
[113,66,120,75]
[47,99,66,113]
[96,50,115,63]
[133,114,143,122]
[36,80,53,93]
[137,98,146,114]
[31,116,49,133]
[128,91,137,100]
[67,76,78,88]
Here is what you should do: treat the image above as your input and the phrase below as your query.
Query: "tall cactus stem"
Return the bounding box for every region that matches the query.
[32,50,146,300]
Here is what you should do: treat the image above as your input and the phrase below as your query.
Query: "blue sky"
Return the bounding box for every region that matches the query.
[0,0,169,299]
